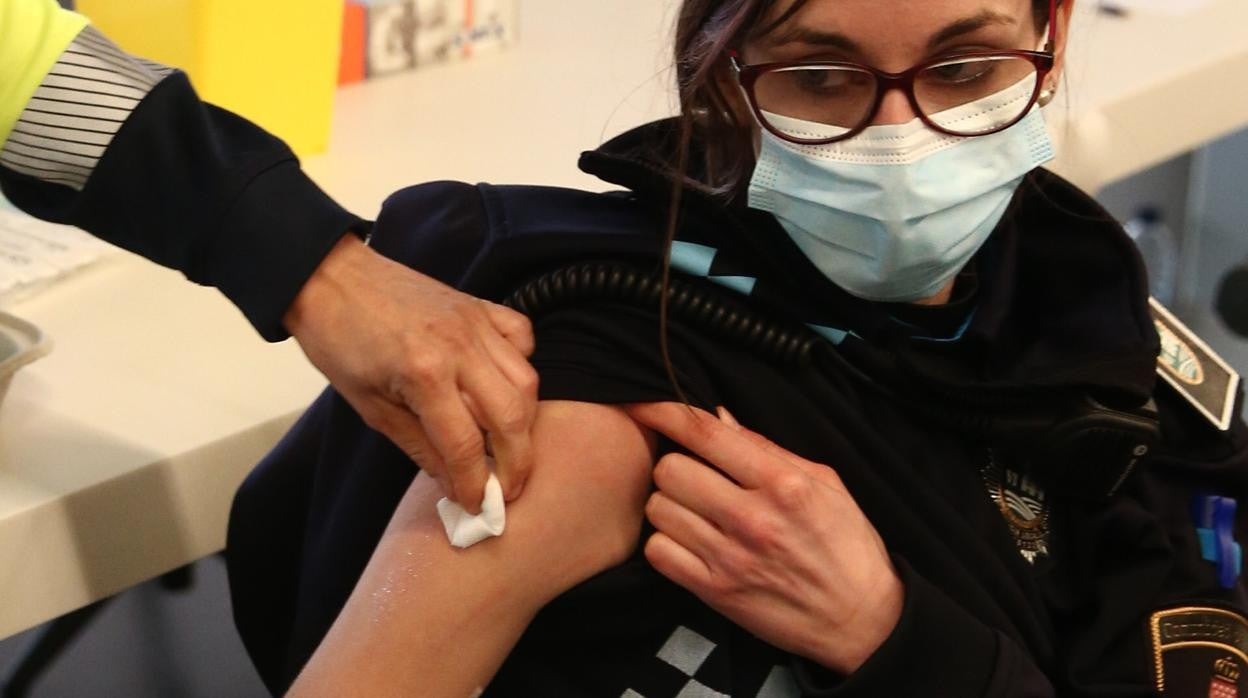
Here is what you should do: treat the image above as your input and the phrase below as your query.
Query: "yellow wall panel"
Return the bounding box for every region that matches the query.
[76,0,343,156]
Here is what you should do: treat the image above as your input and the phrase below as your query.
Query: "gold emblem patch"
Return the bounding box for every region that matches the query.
[980,449,1049,564]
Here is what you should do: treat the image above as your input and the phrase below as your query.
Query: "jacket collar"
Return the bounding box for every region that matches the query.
[578,119,1159,404]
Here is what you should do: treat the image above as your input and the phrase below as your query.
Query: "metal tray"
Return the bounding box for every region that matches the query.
[0,312,52,407]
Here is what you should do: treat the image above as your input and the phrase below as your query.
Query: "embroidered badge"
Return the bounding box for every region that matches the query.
[1158,321,1205,386]
[1150,298,1240,431]
[981,449,1050,564]
[1150,606,1248,696]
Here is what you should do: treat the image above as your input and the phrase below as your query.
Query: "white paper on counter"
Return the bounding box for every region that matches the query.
[0,202,114,304]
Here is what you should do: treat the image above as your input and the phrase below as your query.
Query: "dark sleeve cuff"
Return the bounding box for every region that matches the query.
[0,72,367,342]
[210,160,367,341]
[792,558,1010,697]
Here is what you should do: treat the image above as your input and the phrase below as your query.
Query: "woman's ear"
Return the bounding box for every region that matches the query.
[1048,0,1076,89]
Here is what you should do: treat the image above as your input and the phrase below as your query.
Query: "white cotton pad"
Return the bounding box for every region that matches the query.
[435,473,506,548]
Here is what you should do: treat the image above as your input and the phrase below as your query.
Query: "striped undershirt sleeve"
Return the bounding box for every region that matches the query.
[0,24,174,191]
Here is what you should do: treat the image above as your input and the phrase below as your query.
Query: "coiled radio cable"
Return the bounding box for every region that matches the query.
[503,261,821,367]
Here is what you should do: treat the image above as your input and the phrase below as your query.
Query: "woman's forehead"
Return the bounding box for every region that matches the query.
[755,0,1036,52]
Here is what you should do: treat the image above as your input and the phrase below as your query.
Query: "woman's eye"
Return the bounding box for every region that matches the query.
[794,69,859,94]
[795,70,840,92]
[929,60,994,85]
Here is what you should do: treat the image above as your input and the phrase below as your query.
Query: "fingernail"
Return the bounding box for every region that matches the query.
[716,406,742,430]
[434,475,452,499]
[501,472,523,501]
[452,484,476,514]
[506,478,526,502]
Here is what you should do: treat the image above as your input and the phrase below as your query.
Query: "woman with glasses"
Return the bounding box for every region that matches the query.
[228,0,1248,695]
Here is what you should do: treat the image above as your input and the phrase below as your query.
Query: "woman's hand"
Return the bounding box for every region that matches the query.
[625,402,904,675]
[284,234,538,513]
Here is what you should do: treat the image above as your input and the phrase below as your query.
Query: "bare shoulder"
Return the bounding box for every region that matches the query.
[532,400,656,492]
[505,400,655,574]
[383,400,655,593]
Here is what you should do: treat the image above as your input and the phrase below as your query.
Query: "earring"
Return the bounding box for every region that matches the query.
[1038,86,1057,107]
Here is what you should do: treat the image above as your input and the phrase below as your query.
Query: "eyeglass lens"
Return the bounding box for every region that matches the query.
[753,55,1039,140]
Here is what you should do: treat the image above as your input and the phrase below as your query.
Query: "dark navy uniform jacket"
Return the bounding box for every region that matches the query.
[0,66,363,341]
[227,120,1248,697]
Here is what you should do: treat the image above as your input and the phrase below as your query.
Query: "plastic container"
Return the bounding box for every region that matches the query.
[0,313,51,409]
[73,0,344,156]
[1124,206,1180,307]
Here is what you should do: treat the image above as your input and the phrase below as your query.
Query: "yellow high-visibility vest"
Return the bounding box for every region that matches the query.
[0,0,88,145]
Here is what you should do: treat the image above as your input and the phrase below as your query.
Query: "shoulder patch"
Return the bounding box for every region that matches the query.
[1150,298,1241,431]
[1151,605,1248,696]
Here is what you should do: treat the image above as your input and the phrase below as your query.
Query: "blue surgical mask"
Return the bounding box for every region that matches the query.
[747,79,1056,303]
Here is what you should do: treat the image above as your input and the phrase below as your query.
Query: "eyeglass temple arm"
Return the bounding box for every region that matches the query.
[1045,0,1059,53]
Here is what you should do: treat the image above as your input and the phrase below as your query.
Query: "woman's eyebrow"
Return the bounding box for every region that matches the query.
[926,10,1019,50]
[764,25,860,54]
[764,10,1018,53]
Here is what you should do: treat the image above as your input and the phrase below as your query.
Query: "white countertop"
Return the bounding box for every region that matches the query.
[0,254,323,638]
[1048,0,1248,191]
[2,0,1246,640]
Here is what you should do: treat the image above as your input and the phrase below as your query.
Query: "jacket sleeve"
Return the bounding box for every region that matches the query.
[791,558,1056,697]
[0,4,365,340]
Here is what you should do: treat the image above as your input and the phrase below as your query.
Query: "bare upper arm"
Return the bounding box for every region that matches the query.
[497,399,656,591]
[383,399,656,601]
[291,400,657,697]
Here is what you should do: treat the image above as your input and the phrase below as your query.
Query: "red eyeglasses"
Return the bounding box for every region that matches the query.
[730,0,1058,145]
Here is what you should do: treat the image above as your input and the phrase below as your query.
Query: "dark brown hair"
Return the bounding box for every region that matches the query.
[656,0,1055,401]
